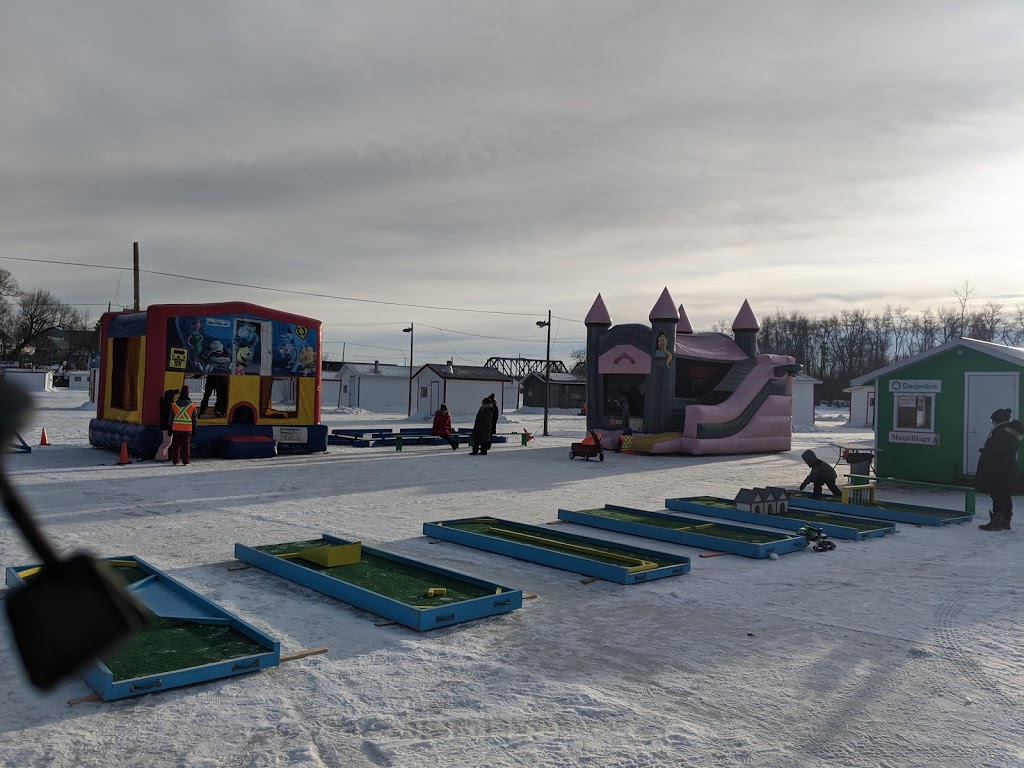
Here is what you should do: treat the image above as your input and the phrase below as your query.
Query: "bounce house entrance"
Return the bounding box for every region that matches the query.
[603,374,645,426]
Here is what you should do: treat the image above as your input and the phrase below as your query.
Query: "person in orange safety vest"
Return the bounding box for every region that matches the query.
[168,385,199,466]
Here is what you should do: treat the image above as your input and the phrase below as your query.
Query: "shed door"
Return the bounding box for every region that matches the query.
[964,373,1018,474]
[429,380,441,414]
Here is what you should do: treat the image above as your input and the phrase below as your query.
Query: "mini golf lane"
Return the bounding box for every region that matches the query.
[234,534,522,631]
[786,491,973,526]
[665,496,896,540]
[423,517,690,584]
[557,505,807,558]
[5,556,280,701]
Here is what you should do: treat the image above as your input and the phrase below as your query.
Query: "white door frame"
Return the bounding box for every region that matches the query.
[429,380,441,413]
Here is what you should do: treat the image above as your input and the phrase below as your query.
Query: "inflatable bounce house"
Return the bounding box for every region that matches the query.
[584,288,800,455]
[90,302,328,459]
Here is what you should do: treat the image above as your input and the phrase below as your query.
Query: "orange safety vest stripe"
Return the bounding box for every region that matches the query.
[171,401,197,432]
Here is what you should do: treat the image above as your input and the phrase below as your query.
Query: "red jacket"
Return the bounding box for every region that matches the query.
[431,410,452,437]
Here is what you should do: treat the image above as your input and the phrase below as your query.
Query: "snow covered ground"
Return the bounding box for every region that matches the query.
[1,391,1021,767]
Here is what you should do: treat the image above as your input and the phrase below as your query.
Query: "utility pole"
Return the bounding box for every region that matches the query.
[536,310,551,436]
[133,242,140,311]
[403,324,414,417]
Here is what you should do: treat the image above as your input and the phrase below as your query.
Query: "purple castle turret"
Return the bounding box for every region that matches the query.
[646,287,678,433]
[584,294,612,432]
[732,299,760,357]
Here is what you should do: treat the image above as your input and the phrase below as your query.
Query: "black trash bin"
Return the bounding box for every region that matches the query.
[845,451,874,478]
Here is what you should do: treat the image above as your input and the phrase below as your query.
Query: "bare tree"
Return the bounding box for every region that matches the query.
[2,289,83,362]
[570,347,587,374]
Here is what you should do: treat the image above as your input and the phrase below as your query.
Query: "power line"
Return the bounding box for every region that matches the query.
[0,255,555,320]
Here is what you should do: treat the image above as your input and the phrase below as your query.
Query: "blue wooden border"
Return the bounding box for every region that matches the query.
[664,497,896,540]
[234,535,522,631]
[423,518,690,584]
[556,505,807,559]
[4,556,280,701]
[787,492,973,526]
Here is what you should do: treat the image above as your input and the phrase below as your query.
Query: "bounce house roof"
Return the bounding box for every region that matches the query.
[675,333,747,363]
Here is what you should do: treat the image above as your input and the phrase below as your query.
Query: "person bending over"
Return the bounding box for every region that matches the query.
[800,450,840,499]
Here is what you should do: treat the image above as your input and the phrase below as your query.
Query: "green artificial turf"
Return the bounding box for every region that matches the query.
[574,508,793,544]
[256,539,497,607]
[443,519,684,568]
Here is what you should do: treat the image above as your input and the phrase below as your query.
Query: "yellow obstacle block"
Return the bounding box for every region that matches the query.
[841,484,877,505]
[426,587,447,598]
[299,542,362,567]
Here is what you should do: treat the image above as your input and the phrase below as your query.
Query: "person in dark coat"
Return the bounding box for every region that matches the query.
[799,449,841,499]
[975,410,1022,531]
[488,393,499,436]
[431,403,458,450]
[471,398,493,455]
[168,385,199,466]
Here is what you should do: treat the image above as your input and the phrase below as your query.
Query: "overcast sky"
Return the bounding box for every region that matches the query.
[2,1,1022,366]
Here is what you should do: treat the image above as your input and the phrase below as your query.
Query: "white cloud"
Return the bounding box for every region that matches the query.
[2,1,1023,363]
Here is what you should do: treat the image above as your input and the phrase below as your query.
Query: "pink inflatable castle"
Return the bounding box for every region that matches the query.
[583,288,800,455]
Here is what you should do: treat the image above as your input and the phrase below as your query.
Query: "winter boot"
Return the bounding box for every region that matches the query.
[1001,511,1012,531]
[979,513,1003,531]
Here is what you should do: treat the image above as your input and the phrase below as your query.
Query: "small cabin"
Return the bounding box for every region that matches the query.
[735,488,768,514]
[763,486,790,515]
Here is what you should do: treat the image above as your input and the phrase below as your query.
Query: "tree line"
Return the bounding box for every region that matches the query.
[569,283,1024,403]
[0,268,97,371]
[753,284,1024,401]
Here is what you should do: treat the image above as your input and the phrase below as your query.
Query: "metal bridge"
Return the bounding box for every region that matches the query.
[484,357,568,380]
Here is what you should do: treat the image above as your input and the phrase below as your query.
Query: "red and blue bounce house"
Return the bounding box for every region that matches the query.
[89,301,328,459]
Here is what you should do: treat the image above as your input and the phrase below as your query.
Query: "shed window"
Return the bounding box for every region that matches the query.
[894,394,934,431]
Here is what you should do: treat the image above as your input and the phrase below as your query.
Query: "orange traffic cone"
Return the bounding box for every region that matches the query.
[118,440,130,465]
[39,428,50,446]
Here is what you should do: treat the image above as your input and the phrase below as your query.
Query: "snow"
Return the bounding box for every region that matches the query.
[2,392,1022,767]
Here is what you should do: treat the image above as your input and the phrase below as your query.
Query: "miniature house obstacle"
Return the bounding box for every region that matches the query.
[734,487,790,515]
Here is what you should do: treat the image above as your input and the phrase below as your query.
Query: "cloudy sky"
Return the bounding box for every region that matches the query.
[2,1,1022,366]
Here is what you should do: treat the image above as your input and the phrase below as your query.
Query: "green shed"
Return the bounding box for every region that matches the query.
[850,338,1023,484]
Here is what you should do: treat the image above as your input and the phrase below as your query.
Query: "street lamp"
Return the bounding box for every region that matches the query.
[536,310,551,436]
[403,324,414,417]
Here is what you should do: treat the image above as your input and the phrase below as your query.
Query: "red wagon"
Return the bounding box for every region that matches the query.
[569,429,604,461]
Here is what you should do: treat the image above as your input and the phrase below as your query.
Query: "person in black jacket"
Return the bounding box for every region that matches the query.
[471,398,493,455]
[975,410,1023,531]
[488,393,499,436]
[799,450,841,499]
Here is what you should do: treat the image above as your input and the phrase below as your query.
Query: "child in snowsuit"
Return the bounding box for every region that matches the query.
[975,410,1023,531]
[168,385,199,466]
[800,450,841,499]
[431,404,459,450]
